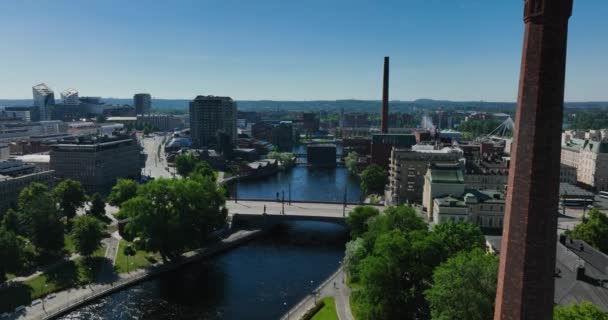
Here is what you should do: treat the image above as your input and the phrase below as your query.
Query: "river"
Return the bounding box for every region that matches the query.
[58,222,347,320]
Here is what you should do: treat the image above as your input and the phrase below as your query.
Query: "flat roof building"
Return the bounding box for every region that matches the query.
[50,135,145,194]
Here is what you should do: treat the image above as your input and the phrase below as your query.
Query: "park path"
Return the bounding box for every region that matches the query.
[282,268,354,320]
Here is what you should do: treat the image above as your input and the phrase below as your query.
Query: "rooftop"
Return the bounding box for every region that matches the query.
[429,163,464,184]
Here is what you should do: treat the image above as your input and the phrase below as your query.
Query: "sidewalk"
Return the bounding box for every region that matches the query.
[281,268,354,320]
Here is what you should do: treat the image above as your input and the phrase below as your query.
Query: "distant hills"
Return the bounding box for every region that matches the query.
[2,98,607,113]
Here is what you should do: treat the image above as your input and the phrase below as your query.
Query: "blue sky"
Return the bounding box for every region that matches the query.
[0,0,606,101]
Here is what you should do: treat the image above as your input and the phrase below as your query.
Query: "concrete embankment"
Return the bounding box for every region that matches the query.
[22,229,266,320]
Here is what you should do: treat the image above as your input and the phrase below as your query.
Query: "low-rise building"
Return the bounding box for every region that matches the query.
[50,135,145,194]
[464,159,509,191]
[561,132,608,191]
[432,189,505,230]
[422,163,465,220]
[0,160,55,213]
[307,144,336,167]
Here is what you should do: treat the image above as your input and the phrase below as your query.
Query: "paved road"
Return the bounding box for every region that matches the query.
[226,200,382,219]
[141,134,174,179]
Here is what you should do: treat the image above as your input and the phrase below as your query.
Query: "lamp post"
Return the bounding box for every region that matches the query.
[288,183,291,205]
[282,190,285,214]
[343,186,347,217]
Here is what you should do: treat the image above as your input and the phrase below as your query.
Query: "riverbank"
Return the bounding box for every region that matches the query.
[281,267,354,320]
[7,229,265,320]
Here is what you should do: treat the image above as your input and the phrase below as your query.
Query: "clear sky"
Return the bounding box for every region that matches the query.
[0,0,606,101]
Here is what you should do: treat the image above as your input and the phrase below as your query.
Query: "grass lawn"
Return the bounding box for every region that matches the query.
[114,240,160,273]
[311,297,338,320]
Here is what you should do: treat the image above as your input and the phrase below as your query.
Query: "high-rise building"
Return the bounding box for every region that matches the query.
[32,83,55,121]
[133,93,151,115]
[189,95,237,148]
[61,89,80,106]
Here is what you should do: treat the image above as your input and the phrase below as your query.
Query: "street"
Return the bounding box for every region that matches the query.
[141,134,174,179]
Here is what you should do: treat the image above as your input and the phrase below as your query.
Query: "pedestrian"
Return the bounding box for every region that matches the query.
[333,281,336,288]
[263,205,266,214]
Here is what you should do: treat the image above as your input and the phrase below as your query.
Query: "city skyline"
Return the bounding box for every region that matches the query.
[1,0,607,101]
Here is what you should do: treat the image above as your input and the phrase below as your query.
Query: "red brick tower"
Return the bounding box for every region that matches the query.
[494,1,573,319]
[380,56,389,133]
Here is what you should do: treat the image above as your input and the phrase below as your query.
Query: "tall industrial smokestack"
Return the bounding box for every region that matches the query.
[381,56,389,134]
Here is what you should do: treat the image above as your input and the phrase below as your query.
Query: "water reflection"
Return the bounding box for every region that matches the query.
[59,221,347,320]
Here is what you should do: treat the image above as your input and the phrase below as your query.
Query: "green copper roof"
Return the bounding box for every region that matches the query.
[430,167,464,184]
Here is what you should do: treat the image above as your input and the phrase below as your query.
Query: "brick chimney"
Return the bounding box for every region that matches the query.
[494,1,573,319]
[380,56,389,134]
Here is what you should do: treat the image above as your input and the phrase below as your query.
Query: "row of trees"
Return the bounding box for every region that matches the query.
[0,180,107,281]
[345,206,496,319]
[458,119,502,138]
[345,206,607,319]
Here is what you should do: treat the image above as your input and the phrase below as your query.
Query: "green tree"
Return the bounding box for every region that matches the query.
[425,248,499,320]
[88,192,106,218]
[345,151,359,174]
[18,183,64,254]
[554,301,608,320]
[568,209,608,253]
[0,227,23,282]
[346,206,380,239]
[120,176,227,261]
[1,208,21,234]
[53,179,87,221]
[360,164,387,195]
[192,161,216,179]
[354,229,440,320]
[432,222,486,260]
[344,237,368,282]
[175,153,198,177]
[108,178,138,207]
[71,215,104,257]
[365,206,427,245]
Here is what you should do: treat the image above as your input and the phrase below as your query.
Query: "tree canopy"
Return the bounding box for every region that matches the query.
[346,205,489,320]
[108,178,138,207]
[71,215,104,257]
[175,153,199,177]
[554,301,608,320]
[192,161,216,179]
[425,248,498,320]
[88,192,106,218]
[0,227,24,282]
[53,179,87,221]
[345,206,380,239]
[119,176,227,261]
[18,183,64,254]
[568,209,608,254]
[344,151,359,174]
[359,164,387,195]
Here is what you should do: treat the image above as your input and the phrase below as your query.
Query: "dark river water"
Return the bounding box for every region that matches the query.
[231,144,361,203]
[59,222,347,320]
